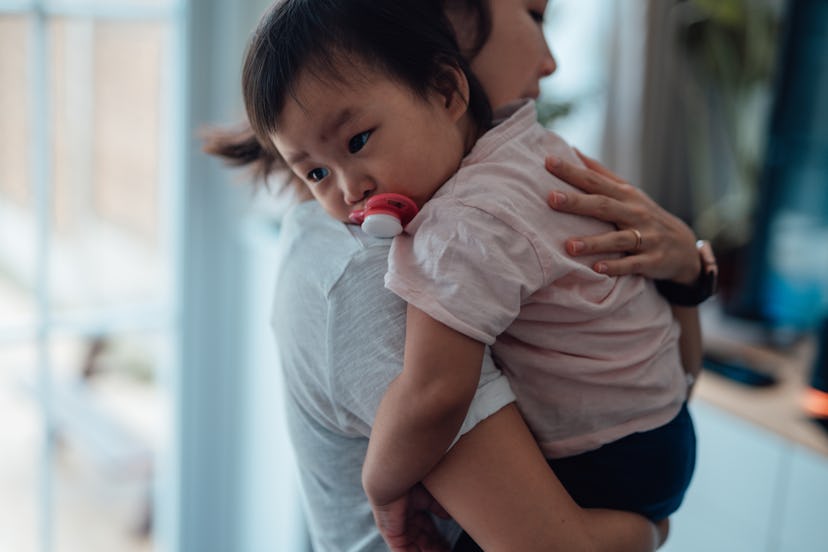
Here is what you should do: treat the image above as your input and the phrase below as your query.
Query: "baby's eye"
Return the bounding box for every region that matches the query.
[348,130,372,154]
[307,167,330,182]
[529,10,545,24]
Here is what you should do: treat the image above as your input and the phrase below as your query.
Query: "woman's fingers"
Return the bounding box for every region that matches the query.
[545,150,703,282]
[573,147,626,184]
[545,154,633,199]
[545,156,616,197]
[562,229,646,258]
[548,190,638,228]
[411,513,451,552]
[591,255,650,278]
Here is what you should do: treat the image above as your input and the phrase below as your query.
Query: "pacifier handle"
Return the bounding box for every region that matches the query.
[349,193,419,238]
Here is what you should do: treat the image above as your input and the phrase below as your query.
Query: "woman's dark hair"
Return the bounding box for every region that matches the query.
[202,0,493,186]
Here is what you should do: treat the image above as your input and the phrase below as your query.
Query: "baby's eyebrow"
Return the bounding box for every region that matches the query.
[280,106,361,165]
[321,107,357,141]
[284,150,309,165]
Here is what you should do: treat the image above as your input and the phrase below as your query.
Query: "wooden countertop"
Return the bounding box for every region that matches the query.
[696,303,828,457]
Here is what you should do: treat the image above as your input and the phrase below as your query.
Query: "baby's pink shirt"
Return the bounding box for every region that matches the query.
[385,101,686,458]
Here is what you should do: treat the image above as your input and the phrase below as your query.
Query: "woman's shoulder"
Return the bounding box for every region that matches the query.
[277,200,392,291]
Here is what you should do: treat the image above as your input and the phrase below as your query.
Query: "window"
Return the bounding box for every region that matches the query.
[2,1,310,550]
[540,0,613,155]
[0,2,181,551]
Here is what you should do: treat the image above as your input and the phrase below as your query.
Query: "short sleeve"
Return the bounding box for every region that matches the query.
[386,203,545,345]
[324,242,516,442]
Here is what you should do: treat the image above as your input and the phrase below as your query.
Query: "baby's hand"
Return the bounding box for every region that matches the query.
[371,484,451,552]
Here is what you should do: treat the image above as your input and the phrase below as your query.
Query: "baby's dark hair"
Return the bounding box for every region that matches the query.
[242,0,492,155]
[201,0,494,185]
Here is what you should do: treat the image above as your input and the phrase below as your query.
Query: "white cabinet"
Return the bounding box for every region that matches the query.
[776,445,828,552]
[663,402,828,552]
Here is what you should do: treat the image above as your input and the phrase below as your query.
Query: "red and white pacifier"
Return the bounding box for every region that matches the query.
[349,193,419,238]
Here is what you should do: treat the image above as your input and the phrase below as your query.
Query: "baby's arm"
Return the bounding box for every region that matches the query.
[673,305,702,396]
[362,304,484,511]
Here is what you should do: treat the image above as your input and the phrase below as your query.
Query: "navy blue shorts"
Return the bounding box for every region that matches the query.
[453,403,696,551]
[546,401,696,522]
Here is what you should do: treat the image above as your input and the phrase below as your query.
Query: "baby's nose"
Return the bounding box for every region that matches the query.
[343,175,376,205]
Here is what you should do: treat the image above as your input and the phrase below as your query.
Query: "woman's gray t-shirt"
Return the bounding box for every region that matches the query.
[271,200,515,551]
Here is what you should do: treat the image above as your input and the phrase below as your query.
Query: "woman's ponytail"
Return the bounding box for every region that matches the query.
[201,122,285,185]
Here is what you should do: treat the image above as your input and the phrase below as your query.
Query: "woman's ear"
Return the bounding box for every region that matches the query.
[432,62,471,123]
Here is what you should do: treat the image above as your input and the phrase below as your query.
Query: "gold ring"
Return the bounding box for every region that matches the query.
[630,229,643,252]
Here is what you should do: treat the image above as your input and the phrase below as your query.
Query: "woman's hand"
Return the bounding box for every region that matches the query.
[371,484,451,552]
[546,149,701,285]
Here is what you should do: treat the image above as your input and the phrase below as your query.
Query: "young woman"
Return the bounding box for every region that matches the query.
[242,1,697,550]
[206,1,715,550]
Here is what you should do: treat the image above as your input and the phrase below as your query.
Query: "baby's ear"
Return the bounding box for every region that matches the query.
[432,62,470,122]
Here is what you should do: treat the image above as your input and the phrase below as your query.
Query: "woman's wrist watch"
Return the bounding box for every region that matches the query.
[655,240,719,307]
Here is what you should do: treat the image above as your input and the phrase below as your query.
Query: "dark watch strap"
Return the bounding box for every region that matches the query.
[655,240,718,307]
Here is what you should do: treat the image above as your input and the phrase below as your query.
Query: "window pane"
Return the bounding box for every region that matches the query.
[49,17,172,316]
[0,343,39,552]
[0,334,164,552]
[0,15,36,332]
[50,332,166,552]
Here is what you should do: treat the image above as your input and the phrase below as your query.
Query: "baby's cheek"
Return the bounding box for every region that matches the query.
[292,178,314,201]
